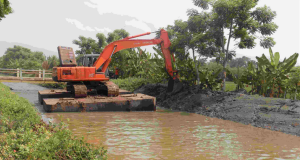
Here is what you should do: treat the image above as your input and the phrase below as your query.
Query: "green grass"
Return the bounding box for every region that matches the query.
[0,83,107,159]
[224,81,252,93]
[110,77,151,92]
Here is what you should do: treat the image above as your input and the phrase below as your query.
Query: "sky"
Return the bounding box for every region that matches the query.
[0,0,299,65]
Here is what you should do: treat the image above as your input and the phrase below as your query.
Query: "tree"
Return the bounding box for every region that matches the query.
[106,29,130,71]
[228,56,250,68]
[73,29,135,74]
[0,0,13,21]
[106,29,129,43]
[191,0,278,91]
[73,29,129,56]
[73,36,98,55]
[186,11,219,85]
[162,12,218,85]
[46,55,60,69]
[0,46,46,69]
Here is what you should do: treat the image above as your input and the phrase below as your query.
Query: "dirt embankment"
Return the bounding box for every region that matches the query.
[134,84,300,137]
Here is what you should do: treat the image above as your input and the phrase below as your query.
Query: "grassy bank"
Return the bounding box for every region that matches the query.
[0,83,107,159]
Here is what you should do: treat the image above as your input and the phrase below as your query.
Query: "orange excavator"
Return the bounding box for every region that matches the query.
[52,29,183,98]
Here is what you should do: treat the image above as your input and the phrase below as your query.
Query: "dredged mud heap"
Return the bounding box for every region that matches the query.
[134,83,300,137]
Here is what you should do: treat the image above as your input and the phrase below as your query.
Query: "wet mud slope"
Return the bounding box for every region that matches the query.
[134,84,300,137]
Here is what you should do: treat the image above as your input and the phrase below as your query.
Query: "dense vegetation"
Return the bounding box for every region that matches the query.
[0,83,107,159]
[0,46,59,70]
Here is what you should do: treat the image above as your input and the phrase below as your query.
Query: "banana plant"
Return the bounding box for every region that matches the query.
[256,48,299,97]
[255,47,298,97]
[198,67,223,90]
[237,61,261,94]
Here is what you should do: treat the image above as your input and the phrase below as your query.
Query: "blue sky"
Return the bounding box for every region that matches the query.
[0,0,299,64]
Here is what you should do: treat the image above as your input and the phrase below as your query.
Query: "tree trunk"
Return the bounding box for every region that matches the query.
[222,19,233,92]
[221,27,226,91]
[192,48,200,85]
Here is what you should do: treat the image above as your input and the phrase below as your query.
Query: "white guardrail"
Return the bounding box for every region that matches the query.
[0,68,53,81]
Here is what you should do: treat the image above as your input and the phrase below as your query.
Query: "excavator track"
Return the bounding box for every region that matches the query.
[73,84,87,98]
[102,81,119,97]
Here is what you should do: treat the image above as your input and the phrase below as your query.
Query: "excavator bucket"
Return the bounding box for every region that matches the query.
[167,77,183,94]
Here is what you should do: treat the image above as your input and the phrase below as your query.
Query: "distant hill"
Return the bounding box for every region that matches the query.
[0,41,58,57]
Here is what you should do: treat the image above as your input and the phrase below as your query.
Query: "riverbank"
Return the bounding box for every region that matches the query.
[0,82,107,159]
[134,83,300,137]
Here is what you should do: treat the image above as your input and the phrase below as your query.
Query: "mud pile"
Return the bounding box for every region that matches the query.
[134,83,300,137]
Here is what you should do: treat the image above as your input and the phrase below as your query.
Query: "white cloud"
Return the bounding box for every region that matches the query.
[94,27,112,32]
[65,18,95,32]
[86,0,198,29]
[125,19,152,32]
[83,1,97,8]
[85,26,95,32]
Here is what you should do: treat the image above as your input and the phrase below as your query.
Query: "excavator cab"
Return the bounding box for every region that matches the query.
[78,54,114,78]
[78,54,100,67]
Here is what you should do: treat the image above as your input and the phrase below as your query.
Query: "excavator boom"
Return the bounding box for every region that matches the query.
[92,29,177,81]
[52,29,182,97]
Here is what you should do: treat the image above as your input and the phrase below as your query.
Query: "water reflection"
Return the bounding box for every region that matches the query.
[45,109,300,160]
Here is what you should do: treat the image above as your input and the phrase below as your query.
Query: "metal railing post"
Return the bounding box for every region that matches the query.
[20,68,23,80]
[43,69,45,81]
[17,68,19,77]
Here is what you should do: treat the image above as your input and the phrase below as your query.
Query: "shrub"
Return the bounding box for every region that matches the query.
[0,83,107,159]
[111,77,151,92]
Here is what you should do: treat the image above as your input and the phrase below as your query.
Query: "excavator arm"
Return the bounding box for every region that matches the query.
[53,29,183,94]
[93,29,179,82]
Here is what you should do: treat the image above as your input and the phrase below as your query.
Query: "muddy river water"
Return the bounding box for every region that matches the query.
[3,82,300,159]
[45,109,300,160]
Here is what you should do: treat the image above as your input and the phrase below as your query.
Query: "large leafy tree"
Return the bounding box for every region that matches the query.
[72,36,98,55]
[191,0,278,91]
[228,56,251,68]
[73,29,135,75]
[187,11,221,85]
[1,45,46,69]
[162,13,219,85]
[46,55,60,69]
[0,0,13,21]
[106,29,129,43]
[73,29,129,56]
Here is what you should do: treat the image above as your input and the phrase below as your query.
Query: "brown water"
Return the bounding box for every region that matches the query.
[45,108,300,160]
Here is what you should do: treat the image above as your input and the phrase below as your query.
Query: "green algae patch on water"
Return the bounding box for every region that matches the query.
[0,83,107,160]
